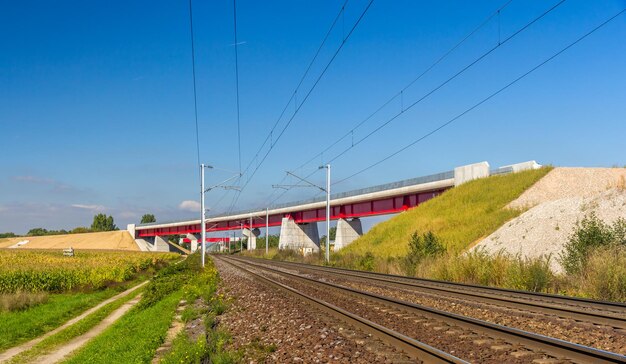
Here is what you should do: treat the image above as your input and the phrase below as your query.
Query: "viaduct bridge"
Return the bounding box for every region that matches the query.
[127,161,540,252]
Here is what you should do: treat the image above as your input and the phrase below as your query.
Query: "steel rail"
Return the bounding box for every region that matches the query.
[225,256,626,364]
[238,256,626,327]
[215,256,468,364]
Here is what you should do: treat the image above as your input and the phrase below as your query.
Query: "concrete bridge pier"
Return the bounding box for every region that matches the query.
[243,228,260,250]
[187,234,200,252]
[334,218,363,251]
[154,236,171,251]
[278,217,320,254]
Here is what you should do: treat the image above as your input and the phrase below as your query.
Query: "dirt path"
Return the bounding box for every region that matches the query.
[0,281,148,362]
[34,294,143,363]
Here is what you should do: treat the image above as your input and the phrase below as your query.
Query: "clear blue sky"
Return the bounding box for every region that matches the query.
[1,0,625,234]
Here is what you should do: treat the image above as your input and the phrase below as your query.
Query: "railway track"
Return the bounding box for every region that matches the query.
[216,256,467,363]
[218,255,626,364]
[235,256,626,330]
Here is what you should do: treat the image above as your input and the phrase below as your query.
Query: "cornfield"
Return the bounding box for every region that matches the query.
[0,250,179,293]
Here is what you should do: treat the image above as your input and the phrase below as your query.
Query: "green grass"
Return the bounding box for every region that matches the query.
[62,290,184,364]
[341,167,552,257]
[6,287,144,363]
[0,289,120,352]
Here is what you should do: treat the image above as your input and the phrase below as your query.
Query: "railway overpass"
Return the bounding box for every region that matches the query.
[128,160,540,252]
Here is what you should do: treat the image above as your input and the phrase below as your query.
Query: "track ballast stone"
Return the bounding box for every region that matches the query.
[214,257,413,363]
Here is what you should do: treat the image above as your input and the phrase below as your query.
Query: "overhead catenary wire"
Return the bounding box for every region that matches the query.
[265,0,551,204]
[224,0,351,214]
[332,7,626,186]
[291,0,515,173]
[226,0,374,212]
[239,0,350,179]
[326,0,566,164]
[299,0,566,171]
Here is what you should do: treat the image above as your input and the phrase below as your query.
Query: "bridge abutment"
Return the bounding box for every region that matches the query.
[278,217,320,254]
[334,218,363,250]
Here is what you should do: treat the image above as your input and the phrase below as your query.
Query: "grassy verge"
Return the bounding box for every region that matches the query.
[0,289,118,352]
[61,254,242,363]
[6,286,145,363]
[0,271,155,353]
[159,256,244,364]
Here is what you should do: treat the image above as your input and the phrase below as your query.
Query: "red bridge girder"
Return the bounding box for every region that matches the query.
[137,187,448,237]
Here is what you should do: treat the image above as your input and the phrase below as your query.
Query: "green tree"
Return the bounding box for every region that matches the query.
[71,227,91,234]
[141,214,156,224]
[27,228,49,236]
[91,214,118,232]
[0,232,17,238]
[319,226,337,247]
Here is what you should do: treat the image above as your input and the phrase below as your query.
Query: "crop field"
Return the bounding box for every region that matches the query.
[0,250,179,293]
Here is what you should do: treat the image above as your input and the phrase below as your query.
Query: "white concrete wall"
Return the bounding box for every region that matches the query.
[127,224,136,239]
[501,160,542,173]
[454,161,490,186]
[334,218,363,251]
[279,217,320,252]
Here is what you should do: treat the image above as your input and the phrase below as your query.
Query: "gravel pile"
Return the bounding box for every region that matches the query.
[213,258,412,363]
[509,167,626,209]
[474,188,626,273]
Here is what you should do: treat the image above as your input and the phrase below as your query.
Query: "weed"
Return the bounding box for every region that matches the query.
[0,291,48,311]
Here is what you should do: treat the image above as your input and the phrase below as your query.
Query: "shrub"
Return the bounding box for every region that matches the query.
[504,255,554,292]
[561,213,626,274]
[356,252,376,272]
[403,231,445,275]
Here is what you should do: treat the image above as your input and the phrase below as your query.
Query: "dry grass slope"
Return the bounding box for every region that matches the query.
[0,231,138,251]
[341,167,552,258]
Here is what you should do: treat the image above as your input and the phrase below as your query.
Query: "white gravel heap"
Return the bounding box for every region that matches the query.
[473,167,626,274]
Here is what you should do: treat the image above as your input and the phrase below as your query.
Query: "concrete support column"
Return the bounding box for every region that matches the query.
[186,234,199,252]
[154,236,170,252]
[243,228,260,250]
[278,217,320,254]
[334,218,363,251]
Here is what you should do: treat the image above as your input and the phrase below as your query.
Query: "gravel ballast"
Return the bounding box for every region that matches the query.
[213,257,413,363]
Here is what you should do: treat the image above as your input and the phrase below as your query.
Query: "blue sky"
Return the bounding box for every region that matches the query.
[1,0,625,234]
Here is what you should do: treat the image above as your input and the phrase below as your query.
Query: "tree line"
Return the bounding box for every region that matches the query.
[0,213,154,238]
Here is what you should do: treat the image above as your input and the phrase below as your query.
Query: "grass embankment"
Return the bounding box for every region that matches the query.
[343,167,552,257]
[255,167,626,301]
[63,254,240,363]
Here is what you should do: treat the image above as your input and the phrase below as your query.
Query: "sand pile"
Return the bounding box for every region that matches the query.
[474,188,626,273]
[509,167,626,209]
